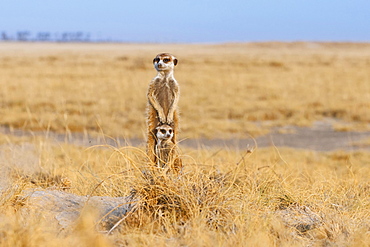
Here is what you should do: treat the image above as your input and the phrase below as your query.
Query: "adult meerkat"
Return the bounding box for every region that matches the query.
[155,124,182,173]
[147,53,180,163]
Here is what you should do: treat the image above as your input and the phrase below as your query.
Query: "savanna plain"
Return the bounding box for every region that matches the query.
[0,42,369,246]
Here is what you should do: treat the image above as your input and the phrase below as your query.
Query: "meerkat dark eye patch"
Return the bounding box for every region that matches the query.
[160,129,166,134]
[163,58,171,63]
[169,130,172,134]
[153,57,160,63]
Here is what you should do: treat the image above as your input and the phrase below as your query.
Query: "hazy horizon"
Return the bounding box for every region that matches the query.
[1,0,370,43]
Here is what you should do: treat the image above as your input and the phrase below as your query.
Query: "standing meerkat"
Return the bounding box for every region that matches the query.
[155,124,182,173]
[146,53,180,163]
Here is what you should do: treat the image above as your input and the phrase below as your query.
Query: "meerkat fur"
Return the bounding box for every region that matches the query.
[146,53,180,163]
[155,124,182,173]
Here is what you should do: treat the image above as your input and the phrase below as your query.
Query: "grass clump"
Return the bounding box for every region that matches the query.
[125,166,236,235]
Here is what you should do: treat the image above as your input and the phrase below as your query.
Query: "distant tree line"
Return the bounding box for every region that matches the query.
[1,31,92,42]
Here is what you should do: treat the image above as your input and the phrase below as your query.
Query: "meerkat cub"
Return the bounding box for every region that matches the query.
[146,53,180,163]
[155,124,182,173]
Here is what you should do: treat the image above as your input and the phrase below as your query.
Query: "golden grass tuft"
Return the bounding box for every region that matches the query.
[124,166,236,235]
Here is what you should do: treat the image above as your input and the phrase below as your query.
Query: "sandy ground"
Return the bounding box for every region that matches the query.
[1,119,369,152]
[184,120,370,152]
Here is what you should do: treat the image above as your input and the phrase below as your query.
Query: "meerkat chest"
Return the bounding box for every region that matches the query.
[158,141,173,153]
[154,79,177,111]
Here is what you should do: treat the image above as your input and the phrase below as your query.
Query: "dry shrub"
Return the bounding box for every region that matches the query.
[124,166,236,234]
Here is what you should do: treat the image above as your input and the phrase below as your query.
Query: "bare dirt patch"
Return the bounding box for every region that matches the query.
[1,119,369,152]
[186,120,370,152]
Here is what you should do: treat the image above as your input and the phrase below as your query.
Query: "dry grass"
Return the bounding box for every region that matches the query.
[0,135,369,246]
[0,42,369,139]
[0,42,369,246]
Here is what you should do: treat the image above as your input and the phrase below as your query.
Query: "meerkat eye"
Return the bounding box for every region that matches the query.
[154,58,160,63]
[160,129,166,134]
[169,130,173,134]
[163,58,171,63]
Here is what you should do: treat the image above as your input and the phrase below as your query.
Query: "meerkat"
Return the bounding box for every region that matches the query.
[155,124,182,173]
[146,53,180,163]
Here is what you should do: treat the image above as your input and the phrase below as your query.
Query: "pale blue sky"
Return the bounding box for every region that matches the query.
[1,0,369,43]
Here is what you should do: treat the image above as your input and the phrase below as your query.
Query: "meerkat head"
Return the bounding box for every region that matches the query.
[156,124,174,141]
[153,53,178,72]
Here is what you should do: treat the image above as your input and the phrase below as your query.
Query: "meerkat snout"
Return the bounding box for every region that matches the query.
[156,124,174,140]
[153,53,178,72]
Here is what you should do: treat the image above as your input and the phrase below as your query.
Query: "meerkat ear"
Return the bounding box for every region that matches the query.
[173,58,178,66]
